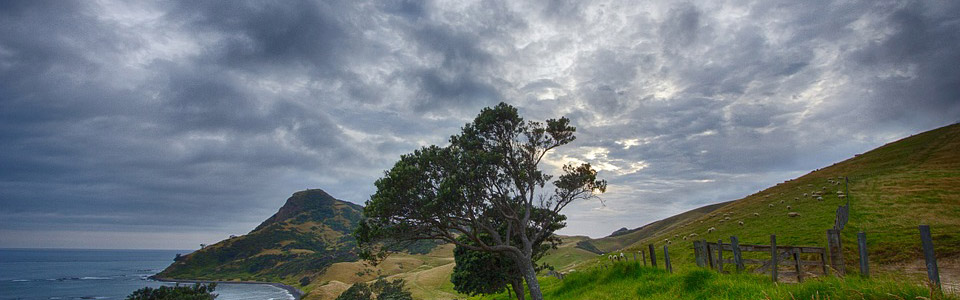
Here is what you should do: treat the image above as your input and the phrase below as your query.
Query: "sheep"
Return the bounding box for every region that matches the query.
[794,197,799,201]
[707,227,716,233]
[817,196,824,201]
[688,233,699,237]
[724,216,731,221]
[768,203,774,207]
[803,193,808,197]
[788,212,801,217]
[780,199,785,203]
[683,236,688,240]
[738,220,744,226]
[753,212,760,217]
[787,205,792,210]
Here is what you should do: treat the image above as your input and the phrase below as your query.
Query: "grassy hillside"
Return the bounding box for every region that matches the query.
[579,123,960,285]
[156,189,454,299]
[474,263,956,300]
[158,189,365,285]
[580,201,733,254]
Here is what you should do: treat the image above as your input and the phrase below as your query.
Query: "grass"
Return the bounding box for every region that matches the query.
[575,124,960,285]
[473,262,956,300]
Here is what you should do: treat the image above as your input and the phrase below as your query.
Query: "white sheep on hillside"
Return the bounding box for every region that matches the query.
[787,205,792,210]
[817,196,824,201]
[768,203,774,207]
[707,227,716,233]
[738,220,744,226]
[689,233,699,237]
[754,212,760,217]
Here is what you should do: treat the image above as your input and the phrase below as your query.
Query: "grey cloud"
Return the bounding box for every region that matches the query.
[1,0,959,247]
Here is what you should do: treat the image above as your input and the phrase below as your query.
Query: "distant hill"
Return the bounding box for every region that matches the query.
[156,189,455,300]
[157,189,365,284]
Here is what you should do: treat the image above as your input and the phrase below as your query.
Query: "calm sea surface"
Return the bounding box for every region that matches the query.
[0,249,294,300]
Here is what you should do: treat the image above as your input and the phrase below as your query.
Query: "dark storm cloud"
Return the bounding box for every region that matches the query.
[1,0,958,247]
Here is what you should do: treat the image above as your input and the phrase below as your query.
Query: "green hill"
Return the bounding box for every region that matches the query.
[157,189,365,284]
[575,123,960,283]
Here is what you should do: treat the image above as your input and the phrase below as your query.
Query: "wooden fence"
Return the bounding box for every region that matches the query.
[693,235,828,282]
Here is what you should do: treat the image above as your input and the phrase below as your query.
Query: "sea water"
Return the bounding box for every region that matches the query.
[0,249,294,300]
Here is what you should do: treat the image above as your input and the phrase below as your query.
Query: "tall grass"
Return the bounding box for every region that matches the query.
[474,262,955,300]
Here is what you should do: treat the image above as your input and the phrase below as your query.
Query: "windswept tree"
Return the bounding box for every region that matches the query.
[356,103,606,300]
[451,230,559,300]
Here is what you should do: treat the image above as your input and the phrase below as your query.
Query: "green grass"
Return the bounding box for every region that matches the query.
[582,124,960,283]
[473,262,955,300]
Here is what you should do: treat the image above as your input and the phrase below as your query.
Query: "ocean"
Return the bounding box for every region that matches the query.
[0,249,295,300]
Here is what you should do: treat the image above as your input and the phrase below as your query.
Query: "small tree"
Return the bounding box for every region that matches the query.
[356,103,605,300]
[127,283,217,300]
[335,278,412,300]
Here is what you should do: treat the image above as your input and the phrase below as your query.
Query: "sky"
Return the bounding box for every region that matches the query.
[1,0,958,250]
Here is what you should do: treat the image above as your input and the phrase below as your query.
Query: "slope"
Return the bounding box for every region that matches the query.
[157,189,365,284]
[578,200,733,255]
[581,123,960,282]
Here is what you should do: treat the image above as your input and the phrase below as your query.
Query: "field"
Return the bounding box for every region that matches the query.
[474,263,956,300]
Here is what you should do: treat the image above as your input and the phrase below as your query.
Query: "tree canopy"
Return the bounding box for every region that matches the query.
[335,278,413,300]
[126,283,217,300]
[355,102,605,300]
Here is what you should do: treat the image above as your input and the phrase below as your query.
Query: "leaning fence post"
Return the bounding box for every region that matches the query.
[919,225,941,289]
[664,245,672,273]
[641,250,646,266]
[858,231,869,278]
[771,234,778,282]
[731,236,744,272]
[648,244,657,267]
[716,239,724,273]
[827,229,845,276]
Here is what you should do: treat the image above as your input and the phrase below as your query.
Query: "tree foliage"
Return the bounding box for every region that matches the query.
[126,283,217,300]
[356,102,606,300]
[335,278,413,300]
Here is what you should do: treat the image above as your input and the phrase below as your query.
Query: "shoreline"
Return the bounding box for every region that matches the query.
[149,276,303,300]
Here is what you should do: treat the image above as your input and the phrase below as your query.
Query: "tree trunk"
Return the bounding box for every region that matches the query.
[519,258,543,300]
[510,278,525,300]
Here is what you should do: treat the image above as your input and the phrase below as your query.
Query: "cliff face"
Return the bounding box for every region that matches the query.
[157,189,364,284]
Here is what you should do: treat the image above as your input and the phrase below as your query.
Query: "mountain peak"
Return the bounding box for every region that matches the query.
[252,189,353,232]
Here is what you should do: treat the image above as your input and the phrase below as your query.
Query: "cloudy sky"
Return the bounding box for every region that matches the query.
[1,0,958,249]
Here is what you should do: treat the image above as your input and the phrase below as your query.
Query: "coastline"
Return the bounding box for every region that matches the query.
[149,276,303,300]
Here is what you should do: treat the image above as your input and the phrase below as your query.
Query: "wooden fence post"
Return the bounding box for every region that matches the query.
[705,240,715,269]
[664,245,672,273]
[716,239,724,273]
[919,225,941,289]
[858,231,869,278]
[731,236,744,272]
[827,229,845,276]
[649,244,657,267]
[771,234,778,282]
[694,240,704,267]
[793,248,804,283]
[641,250,646,266]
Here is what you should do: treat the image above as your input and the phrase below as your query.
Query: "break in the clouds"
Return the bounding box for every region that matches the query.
[1,0,958,249]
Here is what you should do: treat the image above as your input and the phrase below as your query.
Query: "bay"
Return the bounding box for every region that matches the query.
[0,249,294,300]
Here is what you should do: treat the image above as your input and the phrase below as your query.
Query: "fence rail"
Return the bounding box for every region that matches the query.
[694,236,828,282]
